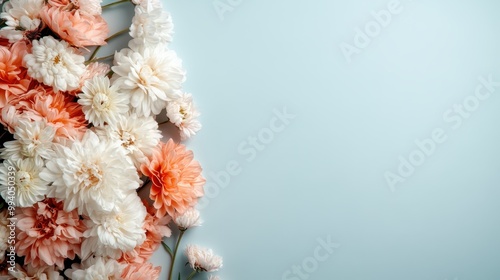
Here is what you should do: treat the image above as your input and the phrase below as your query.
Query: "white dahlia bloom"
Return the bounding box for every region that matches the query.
[111,42,185,117]
[95,113,161,169]
[23,36,86,92]
[0,211,8,263]
[185,245,223,272]
[130,5,173,47]
[0,119,55,166]
[39,130,141,214]
[77,0,102,16]
[0,158,49,207]
[78,76,130,127]
[0,0,44,42]
[166,93,201,140]
[81,193,146,260]
[174,207,202,231]
[65,257,125,280]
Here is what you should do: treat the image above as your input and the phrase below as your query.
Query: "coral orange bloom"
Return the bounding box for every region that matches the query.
[121,262,161,280]
[15,198,86,269]
[0,41,32,108]
[141,139,205,218]
[40,6,108,47]
[16,87,88,140]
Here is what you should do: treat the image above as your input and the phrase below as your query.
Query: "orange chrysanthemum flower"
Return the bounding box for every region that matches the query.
[141,139,205,218]
[16,198,86,269]
[0,41,32,108]
[12,86,88,140]
[40,6,108,47]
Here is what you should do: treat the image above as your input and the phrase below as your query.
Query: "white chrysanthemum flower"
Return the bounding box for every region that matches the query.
[0,119,55,166]
[39,130,141,214]
[174,207,202,231]
[77,0,102,16]
[0,211,8,263]
[166,93,201,140]
[65,256,125,280]
[111,42,184,117]
[130,5,173,46]
[23,36,86,92]
[95,113,161,169]
[9,264,63,280]
[0,0,44,42]
[0,158,49,207]
[185,245,223,272]
[78,76,130,127]
[81,193,146,260]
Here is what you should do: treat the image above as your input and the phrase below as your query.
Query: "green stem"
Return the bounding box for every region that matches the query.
[186,271,197,280]
[88,45,102,62]
[168,230,186,280]
[86,54,114,64]
[101,0,129,9]
[105,28,129,42]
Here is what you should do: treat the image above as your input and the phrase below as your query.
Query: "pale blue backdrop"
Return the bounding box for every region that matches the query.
[109,0,500,279]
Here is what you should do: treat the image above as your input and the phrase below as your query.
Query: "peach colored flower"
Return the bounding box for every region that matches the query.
[121,262,161,280]
[20,88,88,140]
[16,198,86,269]
[8,263,63,280]
[40,6,108,47]
[0,41,32,108]
[80,62,110,84]
[120,201,171,264]
[141,139,205,218]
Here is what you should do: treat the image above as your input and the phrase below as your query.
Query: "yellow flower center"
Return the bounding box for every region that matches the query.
[77,162,103,189]
[92,92,110,111]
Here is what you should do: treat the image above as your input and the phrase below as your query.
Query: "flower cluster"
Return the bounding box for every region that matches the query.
[0,0,220,279]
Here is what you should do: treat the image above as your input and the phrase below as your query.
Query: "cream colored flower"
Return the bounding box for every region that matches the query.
[0,119,55,166]
[0,158,49,207]
[111,42,184,117]
[185,245,223,272]
[81,193,147,260]
[65,256,125,280]
[174,207,202,231]
[40,130,141,214]
[23,36,86,92]
[130,5,173,46]
[78,76,130,127]
[95,113,161,169]
[0,0,44,42]
[77,0,102,16]
[166,93,201,140]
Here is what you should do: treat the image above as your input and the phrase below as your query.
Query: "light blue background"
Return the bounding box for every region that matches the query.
[128,0,500,279]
